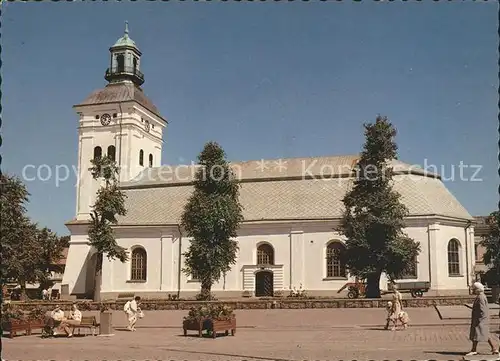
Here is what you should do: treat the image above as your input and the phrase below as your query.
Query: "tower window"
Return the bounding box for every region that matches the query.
[139,150,144,166]
[116,54,125,72]
[93,146,102,161]
[95,115,100,120]
[149,154,153,168]
[113,113,117,118]
[107,145,116,162]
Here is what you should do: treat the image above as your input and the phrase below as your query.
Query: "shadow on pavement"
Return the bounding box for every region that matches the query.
[178,333,231,338]
[114,327,133,332]
[425,351,466,356]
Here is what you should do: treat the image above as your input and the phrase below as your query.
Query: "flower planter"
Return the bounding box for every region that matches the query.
[183,317,236,338]
[2,319,30,338]
[183,318,204,337]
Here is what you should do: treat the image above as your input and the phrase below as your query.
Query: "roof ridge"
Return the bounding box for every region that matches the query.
[155,154,361,168]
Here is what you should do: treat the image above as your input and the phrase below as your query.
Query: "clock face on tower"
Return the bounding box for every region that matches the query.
[100,113,111,126]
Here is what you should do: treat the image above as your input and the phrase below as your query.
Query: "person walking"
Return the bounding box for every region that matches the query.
[386,287,403,331]
[123,296,141,331]
[465,282,499,357]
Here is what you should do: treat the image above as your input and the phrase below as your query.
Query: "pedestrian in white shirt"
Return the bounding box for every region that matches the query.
[49,305,65,336]
[123,296,141,331]
[51,305,65,322]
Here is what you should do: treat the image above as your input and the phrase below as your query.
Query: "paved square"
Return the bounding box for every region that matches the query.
[3,308,500,360]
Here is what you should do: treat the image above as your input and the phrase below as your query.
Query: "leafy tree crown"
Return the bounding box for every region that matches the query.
[87,155,128,262]
[339,116,420,288]
[181,142,244,298]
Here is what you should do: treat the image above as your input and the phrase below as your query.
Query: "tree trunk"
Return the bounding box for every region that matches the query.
[201,279,212,300]
[365,272,382,298]
[20,280,27,301]
[94,253,103,301]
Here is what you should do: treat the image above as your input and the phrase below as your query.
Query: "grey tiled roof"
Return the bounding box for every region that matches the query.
[116,155,472,225]
[76,82,165,121]
[121,155,438,188]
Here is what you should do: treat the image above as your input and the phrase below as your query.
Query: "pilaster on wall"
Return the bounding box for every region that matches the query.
[290,230,304,289]
[160,235,173,291]
[100,256,114,295]
[467,227,476,284]
[428,223,440,290]
[61,239,92,295]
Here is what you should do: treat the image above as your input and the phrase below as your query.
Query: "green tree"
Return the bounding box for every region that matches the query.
[36,227,67,286]
[87,155,128,278]
[181,142,244,300]
[480,211,500,286]
[0,173,31,288]
[0,173,68,299]
[59,235,71,248]
[338,116,420,298]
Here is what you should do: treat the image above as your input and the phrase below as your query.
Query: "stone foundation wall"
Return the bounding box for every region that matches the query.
[10,295,475,312]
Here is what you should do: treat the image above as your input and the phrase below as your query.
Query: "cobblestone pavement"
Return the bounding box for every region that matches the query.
[3,309,500,361]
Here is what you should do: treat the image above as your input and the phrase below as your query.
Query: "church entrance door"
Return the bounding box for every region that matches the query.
[255,271,274,297]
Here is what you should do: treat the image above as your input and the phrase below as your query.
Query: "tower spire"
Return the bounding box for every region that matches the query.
[105,22,144,86]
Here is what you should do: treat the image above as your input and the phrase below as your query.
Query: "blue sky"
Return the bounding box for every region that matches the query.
[2,2,498,235]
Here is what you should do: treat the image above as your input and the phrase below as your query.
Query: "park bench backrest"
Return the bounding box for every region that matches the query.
[80,316,96,326]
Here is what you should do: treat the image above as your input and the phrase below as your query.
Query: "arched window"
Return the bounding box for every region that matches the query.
[131,247,147,281]
[447,239,461,276]
[107,145,116,162]
[256,244,274,265]
[402,255,418,279]
[326,241,346,278]
[116,54,125,72]
[93,146,102,161]
[149,154,153,168]
[139,149,144,166]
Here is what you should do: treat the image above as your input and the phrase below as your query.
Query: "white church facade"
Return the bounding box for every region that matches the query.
[62,25,476,300]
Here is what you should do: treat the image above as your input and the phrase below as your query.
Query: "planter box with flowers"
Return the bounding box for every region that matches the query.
[26,306,47,335]
[183,304,236,338]
[1,303,30,338]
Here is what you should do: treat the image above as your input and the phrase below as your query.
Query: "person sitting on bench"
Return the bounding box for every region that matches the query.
[60,303,82,338]
[44,305,65,336]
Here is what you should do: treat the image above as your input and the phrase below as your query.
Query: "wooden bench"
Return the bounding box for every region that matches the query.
[27,319,46,336]
[3,321,30,338]
[72,316,99,336]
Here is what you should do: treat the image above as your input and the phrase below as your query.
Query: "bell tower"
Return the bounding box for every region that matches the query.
[105,21,144,87]
[72,22,168,222]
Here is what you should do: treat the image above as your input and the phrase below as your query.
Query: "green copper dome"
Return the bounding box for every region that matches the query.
[111,21,138,49]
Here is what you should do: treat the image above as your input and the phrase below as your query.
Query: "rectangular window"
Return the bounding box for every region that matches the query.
[191,270,200,281]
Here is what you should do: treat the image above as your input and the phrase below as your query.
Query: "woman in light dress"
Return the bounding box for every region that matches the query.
[465,282,499,357]
[385,287,403,330]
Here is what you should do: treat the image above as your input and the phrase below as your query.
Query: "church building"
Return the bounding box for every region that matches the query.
[62,25,476,300]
